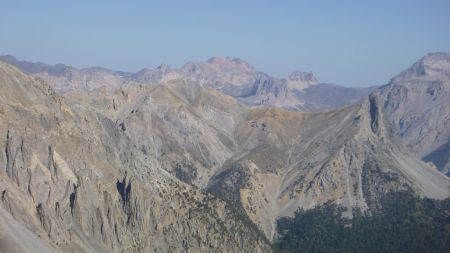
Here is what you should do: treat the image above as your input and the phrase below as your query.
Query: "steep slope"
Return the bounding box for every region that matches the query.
[375,52,450,174]
[0,62,271,252]
[113,80,247,187]
[0,205,56,253]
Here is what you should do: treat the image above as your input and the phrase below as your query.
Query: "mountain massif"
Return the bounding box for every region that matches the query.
[0,53,449,252]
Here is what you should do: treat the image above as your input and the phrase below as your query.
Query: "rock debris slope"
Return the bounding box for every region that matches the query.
[0,62,271,252]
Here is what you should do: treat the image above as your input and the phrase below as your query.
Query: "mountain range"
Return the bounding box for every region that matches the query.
[0,55,376,112]
[0,52,449,252]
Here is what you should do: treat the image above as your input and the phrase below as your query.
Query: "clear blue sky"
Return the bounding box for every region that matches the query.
[1,0,449,86]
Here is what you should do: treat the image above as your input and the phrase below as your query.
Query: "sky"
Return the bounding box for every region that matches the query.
[1,0,449,87]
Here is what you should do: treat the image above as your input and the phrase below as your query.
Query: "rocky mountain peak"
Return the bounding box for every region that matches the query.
[376,52,450,174]
[136,67,152,73]
[205,56,255,72]
[0,54,17,63]
[287,70,319,90]
[181,61,197,73]
[0,55,70,76]
[289,70,318,83]
[394,52,450,81]
[207,56,240,64]
[156,63,171,73]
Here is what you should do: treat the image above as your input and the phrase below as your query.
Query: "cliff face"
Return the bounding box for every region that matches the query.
[0,63,271,252]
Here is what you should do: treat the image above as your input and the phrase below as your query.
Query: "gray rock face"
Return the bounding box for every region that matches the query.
[375,52,450,174]
[0,63,271,252]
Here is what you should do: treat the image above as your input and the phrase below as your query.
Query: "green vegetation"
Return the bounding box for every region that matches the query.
[274,191,450,253]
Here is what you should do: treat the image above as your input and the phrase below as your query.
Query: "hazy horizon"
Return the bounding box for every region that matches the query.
[1,0,449,86]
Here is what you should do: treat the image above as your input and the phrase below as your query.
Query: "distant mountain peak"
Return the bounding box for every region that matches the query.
[288,70,318,83]
[420,52,450,72]
[205,56,254,71]
[156,63,171,72]
[424,52,450,58]
[207,56,241,64]
[181,61,197,74]
[137,67,152,72]
[0,54,18,63]
[287,70,318,90]
[394,52,450,80]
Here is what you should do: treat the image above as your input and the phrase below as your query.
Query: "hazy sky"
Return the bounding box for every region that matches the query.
[1,0,449,86]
